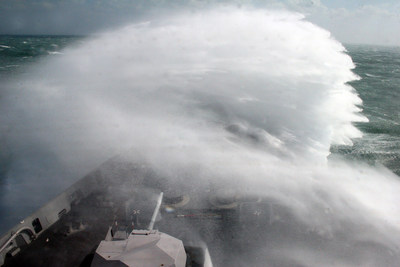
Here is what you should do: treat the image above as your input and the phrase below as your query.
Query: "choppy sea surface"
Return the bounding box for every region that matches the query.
[0,33,399,239]
[330,44,400,176]
[0,35,81,78]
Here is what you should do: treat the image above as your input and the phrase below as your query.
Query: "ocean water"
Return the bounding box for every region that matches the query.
[1,10,400,265]
[0,35,81,79]
[331,45,400,175]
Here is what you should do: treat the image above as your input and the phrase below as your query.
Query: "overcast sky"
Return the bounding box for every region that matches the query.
[0,0,399,46]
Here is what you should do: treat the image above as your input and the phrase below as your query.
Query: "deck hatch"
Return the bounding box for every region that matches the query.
[32,218,42,233]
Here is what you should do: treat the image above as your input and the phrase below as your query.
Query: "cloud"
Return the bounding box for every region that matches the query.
[304,3,400,46]
[288,0,322,9]
[0,1,399,47]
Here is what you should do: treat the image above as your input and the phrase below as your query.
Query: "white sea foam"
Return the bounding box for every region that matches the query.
[2,7,400,265]
[48,51,62,55]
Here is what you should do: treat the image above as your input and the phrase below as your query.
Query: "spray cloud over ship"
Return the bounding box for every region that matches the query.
[2,7,400,266]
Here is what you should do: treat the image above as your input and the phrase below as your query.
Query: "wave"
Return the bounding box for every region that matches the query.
[365,73,381,78]
[48,51,62,55]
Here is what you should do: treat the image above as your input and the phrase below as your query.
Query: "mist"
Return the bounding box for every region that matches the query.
[1,7,400,266]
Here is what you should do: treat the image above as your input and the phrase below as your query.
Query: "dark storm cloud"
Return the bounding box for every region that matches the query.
[0,0,152,35]
[0,0,281,35]
[1,0,400,46]
[0,0,236,35]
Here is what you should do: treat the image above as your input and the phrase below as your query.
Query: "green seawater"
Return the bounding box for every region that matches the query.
[331,45,400,175]
[0,35,81,79]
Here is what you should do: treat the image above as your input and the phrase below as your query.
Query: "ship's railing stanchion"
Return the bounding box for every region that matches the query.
[148,192,164,231]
